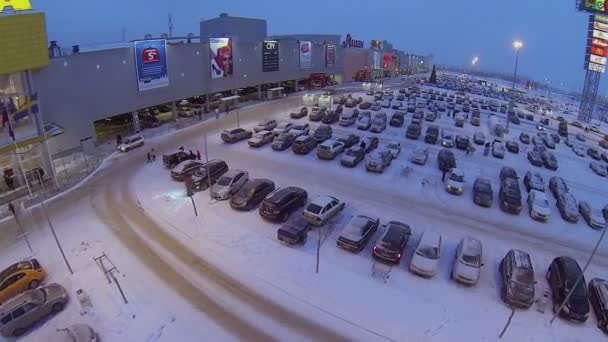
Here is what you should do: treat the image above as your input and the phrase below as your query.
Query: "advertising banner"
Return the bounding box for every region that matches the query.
[593,29,608,40]
[299,41,312,69]
[325,44,336,68]
[589,62,606,73]
[262,40,279,72]
[372,51,381,69]
[591,54,607,65]
[210,38,233,79]
[371,40,383,50]
[134,39,169,91]
[586,15,608,73]
[593,37,608,47]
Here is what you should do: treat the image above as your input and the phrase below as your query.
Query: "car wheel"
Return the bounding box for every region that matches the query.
[28,279,40,289]
[13,328,25,337]
[52,302,65,313]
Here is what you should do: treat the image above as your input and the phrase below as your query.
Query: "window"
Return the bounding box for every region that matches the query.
[11,307,26,319]
[22,303,37,313]
[0,273,21,290]
[0,314,11,324]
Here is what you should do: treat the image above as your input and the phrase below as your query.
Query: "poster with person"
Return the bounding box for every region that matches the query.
[210,38,233,79]
[299,41,312,70]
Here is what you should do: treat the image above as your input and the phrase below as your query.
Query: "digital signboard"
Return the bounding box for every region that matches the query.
[586,14,608,73]
[262,40,279,72]
[134,39,169,91]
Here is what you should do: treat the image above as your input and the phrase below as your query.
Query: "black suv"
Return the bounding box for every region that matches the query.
[425,126,439,144]
[390,112,405,127]
[499,249,535,309]
[292,136,317,155]
[455,135,470,150]
[192,159,229,191]
[162,151,195,168]
[230,178,275,210]
[259,186,308,222]
[499,178,522,214]
[499,166,518,182]
[437,148,456,172]
[547,256,590,323]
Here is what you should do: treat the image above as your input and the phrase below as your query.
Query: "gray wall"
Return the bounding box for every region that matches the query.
[200,15,267,43]
[32,36,343,153]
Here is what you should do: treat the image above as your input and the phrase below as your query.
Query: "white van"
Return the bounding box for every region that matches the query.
[118,134,144,152]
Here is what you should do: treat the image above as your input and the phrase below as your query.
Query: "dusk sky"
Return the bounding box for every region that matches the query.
[35,0,597,93]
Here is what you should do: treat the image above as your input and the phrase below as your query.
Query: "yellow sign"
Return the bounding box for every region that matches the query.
[0,12,49,74]
[0,0,33,13]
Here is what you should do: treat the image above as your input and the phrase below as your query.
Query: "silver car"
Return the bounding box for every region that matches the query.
[0,283,68,337]
[211,170,249,200]
[410,148,428,165]
[366,149,392,173]
[55,324,98,342]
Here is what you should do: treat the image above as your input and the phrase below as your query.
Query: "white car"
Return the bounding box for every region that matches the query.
[303,195,345,226]
[590,161,608,177]
[253,119,278,132]
[248,131,276,147]
[527,189,550,221]
[357,115,372,130]
[54,324,98,342]
[339,111,358,126]
[410,230,442,278]
[370,117,387,133]
[211,170,249,200]
[442,133,454,148]
[576,132,586,142]
[385,142,401,159]
[492,141,505,159]
[573,144,586,157]
[117,134,144,152]
[289,123,310,137]
[445,168,465,195]
[410,148,428,165]
[272,122,293,135]
[452,236,483,286]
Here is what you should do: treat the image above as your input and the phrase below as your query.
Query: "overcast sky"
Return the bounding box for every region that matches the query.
[35,0,596,92]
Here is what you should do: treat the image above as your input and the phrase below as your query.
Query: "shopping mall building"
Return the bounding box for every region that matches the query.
[0,7,432,200]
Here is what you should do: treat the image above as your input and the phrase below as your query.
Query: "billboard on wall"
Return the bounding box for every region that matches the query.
[325,44,336,68]
[134,39,169,91]
[299,41,312,69]
[586,15,608,73]
[0,13,49,75]
[262,40,279,72]
[210,38,233,78]
[372,51,381,69]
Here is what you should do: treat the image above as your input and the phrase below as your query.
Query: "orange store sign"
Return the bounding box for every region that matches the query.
[0,0,33,13]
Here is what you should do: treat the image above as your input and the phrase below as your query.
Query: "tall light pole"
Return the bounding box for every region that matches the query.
[471,56,479,79]
[512,40,523,90]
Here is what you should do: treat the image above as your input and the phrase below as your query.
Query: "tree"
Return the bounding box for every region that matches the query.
[429,64,437,84]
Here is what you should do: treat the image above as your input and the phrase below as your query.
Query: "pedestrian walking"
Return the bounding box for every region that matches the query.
[146,152,152,163]
[196,150,201,160]
[179,146,185,152]
[116,134,122,147]
[189,150,196,159]
[442,171,446,181]
[151,148,156,162]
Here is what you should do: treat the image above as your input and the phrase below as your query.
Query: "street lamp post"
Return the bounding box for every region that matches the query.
[512,40,523,90]
[471,56,479,79]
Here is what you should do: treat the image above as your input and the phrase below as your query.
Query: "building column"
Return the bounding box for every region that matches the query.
[257,85,262,101]
[131,111,141,133]
[171,101,178,121]
[205,94,210,113]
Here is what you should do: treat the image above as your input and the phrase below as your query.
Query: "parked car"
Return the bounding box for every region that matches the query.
[520,132,531,145]
[289,123,310,137]
[248,131,276,148]
[573,144,586,157]
[473,132,485,145]
[527,151,543,167]
[549,176,569,198]
[272,122,294,135]
[192,159,229,191]
[385,141,401,159]
[162,151,195,169]
[362,136,379,153]
[576,132,586,142]
[253,119,277,132]
[230,178,275,210]
[372,221,412,264]
[527,190,550,222]
[542,151,559,170]
[259,186,308,222]
[303,195,345,226]
[452,236,483,286]
[292,135,317,155]
[425,111,437,122]
[441,132,454,148]
[390,112,405,127]
[277,217,311,246]
[590,161,608,177]
[410,148,429,165]
[550,133,560,144]
[366,149,393,173]
[500,166,518,182]
[117,134,144,152]
[290,106,308,119]
[438,148,456,172]
[445,168,465,195]
[337,214,380,252]
[492,141,506,159]
[0,259,46,305]
[210,170,248,200]
[322,111,340,124]
[579,200,606,229]
[557,192,580,223]
[499,178,522,214]
[357,112,372,130]
[370,117,387,133]
[317,140,345,160]
[524,171,545,192]
[339,110,359,127]
[54,324,98,342]
[410,230,442,278]
[454,136,470,151]
[473,177,493,207]
[546,256,589,322]
[312,124,332,143]
[359,102,372,110]
[309,107,327,121]
[499,249,535,309]
[589,278,608,334]
[0,283,68,337]
[341,146,366,167]
[588,148,601,161]
[171,160,204,181]
[221,128,252,143]
[506,140,519,154]
[271,133,296,151]
[337,134,360,148]
[422,125,438,145]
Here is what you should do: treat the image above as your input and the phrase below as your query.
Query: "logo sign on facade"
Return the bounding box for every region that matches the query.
[262,40,279,72]
[299,41,312,70]
[593,37,608,47]
[383,54,392,69]
[0,0,32,13]
[579,1,608,14]
[590,54,607,65]
[210,38,233,79]
[134,40,169,91]
[325,44,336,68]
[342,34,364,48]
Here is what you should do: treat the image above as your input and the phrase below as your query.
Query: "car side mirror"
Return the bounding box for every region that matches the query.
[481,263,485,267]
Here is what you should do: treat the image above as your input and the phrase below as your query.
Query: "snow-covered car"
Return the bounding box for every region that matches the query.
[455,135,470,150]
[317,139,345,160]
[543,136,556,150]
[340,146,366,167]
[290,106,308,119]
[362,136,379,153]
[492,141,506,159]
[221,128,252,143]
[171,159,204,181]
[372,221,412,263]
[385,142,401,159]
[357,113,372,130]
[519,132,531,145]
[410,230,442,278]
[309,107,327,121]
[542,151,558,171]
[366,149,393,173]
[590,161,608,177]
[337,134,360,148]
[410,148,429,165]
[473,177,493,208]
[390,112,405,127]
[499,249,535,309]
[441,133,454,148]
[210,170,249,200]
[272,122,293,135]
[523,171,545,192]
[579,201,606,230]
[336,214,380,252]
[312,124,332,143]
[576,132,586,142]
[248,131,276,147]
[289,123,310,137]
[549,176,569,198]
[506,140,519,154]
[277,216,311,246]
[573,144,586,157]
[588,147,601,161]
[527,190,550,222]
[406,122,422,140]
[117,134,144,152]
[527,151,543,167]
[473,132,485,145]
[271,133,296,151]
[452,236,483,286]
[564,138,574,147]
[303,195,345,226]
[322,111,340,124]
[253,119,277,132]
[370,117,387,133]
[445,168,465,195]
[54,324,98,342]
[557,192,580,223]
[339,110,359,126]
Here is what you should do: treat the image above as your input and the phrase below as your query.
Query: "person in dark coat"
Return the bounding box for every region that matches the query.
[116,134,122,146]
[196,150,201,160]
[360,140,366,151]
[189,150,195,159]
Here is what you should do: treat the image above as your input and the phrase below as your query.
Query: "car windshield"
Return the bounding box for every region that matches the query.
[512,267,533,285]
[277,135,290,142]
[307,203,323,214]
[236,183,256,198]
[381,227,403,249]
[217,176,232,186]
[536,197,549,208]
[350,217,370,232]
[565,279,586,297]
[346,149,360,156]
[449,173,464,182]
[416,246,438,259]
[462,253,480,265]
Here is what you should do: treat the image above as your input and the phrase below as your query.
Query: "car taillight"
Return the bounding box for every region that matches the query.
[373,246,377,251]
[397,253,401,259]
